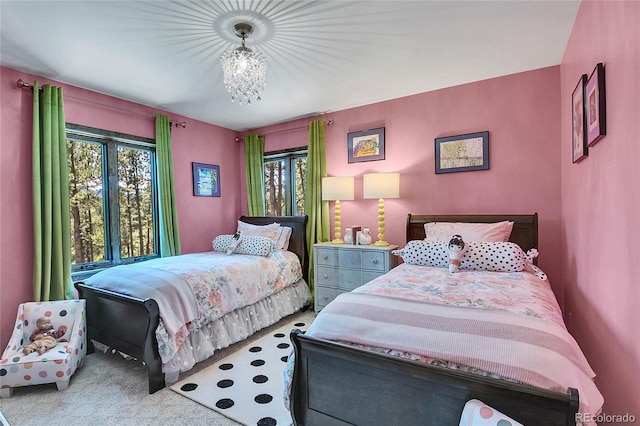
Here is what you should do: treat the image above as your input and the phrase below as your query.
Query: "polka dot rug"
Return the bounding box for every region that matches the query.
[169,317,310,426]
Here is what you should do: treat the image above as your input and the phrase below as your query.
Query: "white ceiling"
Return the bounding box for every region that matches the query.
[0,1,580,131]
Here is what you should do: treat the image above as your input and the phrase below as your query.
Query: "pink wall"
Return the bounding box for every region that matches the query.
[253,66,564,298]
[561,1,640,421]
[0,67,243,347]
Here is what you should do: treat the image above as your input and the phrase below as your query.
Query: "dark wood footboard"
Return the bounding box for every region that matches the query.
[290,330,579,426]
[74,282,165,393]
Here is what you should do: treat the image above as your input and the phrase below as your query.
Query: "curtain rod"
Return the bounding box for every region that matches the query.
[234,118,334,142]
[17,79,187,128]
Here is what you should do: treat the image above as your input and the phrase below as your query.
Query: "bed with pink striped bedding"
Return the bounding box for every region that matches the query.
[303,263,603,420]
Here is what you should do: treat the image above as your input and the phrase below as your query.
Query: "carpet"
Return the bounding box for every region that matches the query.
[170,316,311,426]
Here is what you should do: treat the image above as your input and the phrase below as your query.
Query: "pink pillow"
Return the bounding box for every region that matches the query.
[424,221,514,243]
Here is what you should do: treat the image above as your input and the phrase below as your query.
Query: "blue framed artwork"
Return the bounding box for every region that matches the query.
[435,131,489,174]
[347,127,385,163]
[192,162,221,197]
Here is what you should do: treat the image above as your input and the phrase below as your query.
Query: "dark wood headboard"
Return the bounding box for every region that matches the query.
[406,213,538,252]
[239,215,309,282]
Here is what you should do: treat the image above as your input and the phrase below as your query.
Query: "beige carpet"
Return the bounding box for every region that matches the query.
[0,310,315,426]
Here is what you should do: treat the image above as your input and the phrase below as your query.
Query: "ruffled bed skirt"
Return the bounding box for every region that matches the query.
[162,279,311,382]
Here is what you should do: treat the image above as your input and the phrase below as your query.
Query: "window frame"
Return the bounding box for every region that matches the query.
[263,147,307,217]
[66,123,159,276]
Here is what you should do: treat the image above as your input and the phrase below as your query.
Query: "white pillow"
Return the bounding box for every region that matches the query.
[237,221,291,250]
[424,221,514,243]
[274,226,293,250]
[212,234,275,257]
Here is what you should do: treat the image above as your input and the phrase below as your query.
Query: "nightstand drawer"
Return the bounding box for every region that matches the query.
[316,266,337,285]
[338,269,361,291]
[338,250,361,269]
[313,242,398,312]
[362,250,387,272]
[315,247,336,266]
[315,286,342,310]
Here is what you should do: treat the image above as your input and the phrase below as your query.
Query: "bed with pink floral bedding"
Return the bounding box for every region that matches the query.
[86,250,304,366]
[76,215,310,393]
[288,214,603,426]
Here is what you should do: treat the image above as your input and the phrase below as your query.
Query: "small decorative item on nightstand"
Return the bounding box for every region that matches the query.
[344,228,353,244]
[358,228,372,245]
[350,226,361,245]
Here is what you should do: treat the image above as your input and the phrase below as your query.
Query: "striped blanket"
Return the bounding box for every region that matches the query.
[306,290,603,420]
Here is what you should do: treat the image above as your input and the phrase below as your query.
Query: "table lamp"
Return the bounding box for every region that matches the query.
[363,172,400,246]
[322,176,355,244]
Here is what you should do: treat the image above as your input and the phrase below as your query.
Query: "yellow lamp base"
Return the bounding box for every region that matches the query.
[373,240,389,246]
[331,238,345,244]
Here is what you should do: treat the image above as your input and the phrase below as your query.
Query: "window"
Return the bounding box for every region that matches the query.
[67,124,159,274]
[264,148,307,216]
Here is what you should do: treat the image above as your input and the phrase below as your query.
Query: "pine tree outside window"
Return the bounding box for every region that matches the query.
[66,124,159,277]
[264,149,307,216]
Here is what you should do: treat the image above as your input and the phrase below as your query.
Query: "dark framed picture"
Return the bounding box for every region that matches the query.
[586,63,606,147]
[347,127,385,163]
[572,74,588,163]
[192,162,220,197]
[435,131,489,174]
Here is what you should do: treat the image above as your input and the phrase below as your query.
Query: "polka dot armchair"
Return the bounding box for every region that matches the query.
[0,299,86,397]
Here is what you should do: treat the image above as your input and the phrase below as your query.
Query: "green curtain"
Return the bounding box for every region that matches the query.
[32,82,72,301]
[155,114,181,257]
[304,119,330,299]
[244,133,266,216]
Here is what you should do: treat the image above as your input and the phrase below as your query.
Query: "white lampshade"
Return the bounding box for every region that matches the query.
[363,173,400,199]
[322,177,355,201]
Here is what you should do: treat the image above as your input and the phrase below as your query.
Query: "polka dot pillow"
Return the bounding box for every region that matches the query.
[393,240,449,268]
[459,399,523,426]
[395,240,530,273]
[459,241,526,272]
[213,234,275,257]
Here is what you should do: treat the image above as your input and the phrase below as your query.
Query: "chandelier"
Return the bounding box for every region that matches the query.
[221,23,267,105]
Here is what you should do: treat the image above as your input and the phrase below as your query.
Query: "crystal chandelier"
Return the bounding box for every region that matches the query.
[221,23,267,105]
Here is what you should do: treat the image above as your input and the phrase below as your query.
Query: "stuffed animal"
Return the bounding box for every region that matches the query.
[447,234,467,273]
[22,317,67,355]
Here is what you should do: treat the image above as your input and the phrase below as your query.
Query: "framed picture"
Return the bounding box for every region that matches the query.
[572,74,588,163]
[347,127,385,163]
[435,131,489,174]
[586,63,606,147]
[192,162,220,197]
